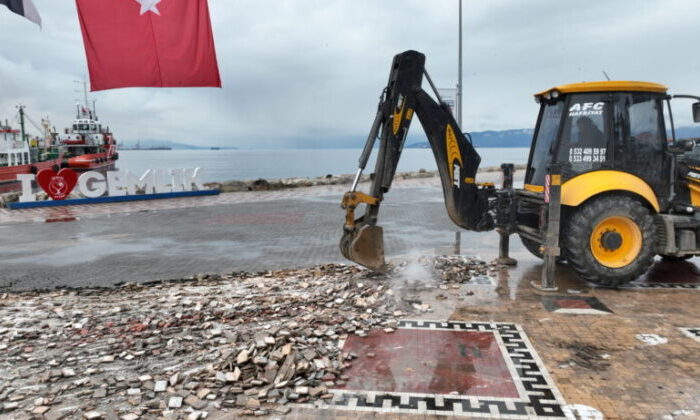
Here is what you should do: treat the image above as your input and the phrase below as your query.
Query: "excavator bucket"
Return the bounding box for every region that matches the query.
[340,224,385,271]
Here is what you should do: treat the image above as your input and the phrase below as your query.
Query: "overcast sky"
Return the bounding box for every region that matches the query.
[1,0,700,148]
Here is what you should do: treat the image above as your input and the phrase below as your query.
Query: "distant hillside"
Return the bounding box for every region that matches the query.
[120,140,238,150]
[406,125,700,149]
[407,128,534,148]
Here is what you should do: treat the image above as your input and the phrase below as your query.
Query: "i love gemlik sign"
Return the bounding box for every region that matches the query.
[11,168,218,209]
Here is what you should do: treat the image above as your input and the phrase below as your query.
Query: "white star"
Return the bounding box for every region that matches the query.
[135,0,161,16]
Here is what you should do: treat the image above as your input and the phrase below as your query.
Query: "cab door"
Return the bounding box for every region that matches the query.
[613,93,669,204]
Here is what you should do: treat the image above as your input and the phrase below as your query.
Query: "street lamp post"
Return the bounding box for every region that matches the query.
[454,0,463,255]
[457,0,463,127]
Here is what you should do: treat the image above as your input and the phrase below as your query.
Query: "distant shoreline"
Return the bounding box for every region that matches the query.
[204,164,526,193]
[0,164,526,206]
[118,146,531,151]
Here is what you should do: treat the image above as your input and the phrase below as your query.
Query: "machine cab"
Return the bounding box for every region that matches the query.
[525,81,672,210]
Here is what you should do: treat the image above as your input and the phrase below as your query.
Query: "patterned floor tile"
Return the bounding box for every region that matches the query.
[304,320,567,418]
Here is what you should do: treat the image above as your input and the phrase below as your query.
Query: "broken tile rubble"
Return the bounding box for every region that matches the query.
[0,257,496,418]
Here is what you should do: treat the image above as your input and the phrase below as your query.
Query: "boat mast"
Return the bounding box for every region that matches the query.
[17,104,26,143]
[82,80,88,112]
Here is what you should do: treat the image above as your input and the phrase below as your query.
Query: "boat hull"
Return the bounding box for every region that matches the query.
[0,158,63,193]
[65,152,117,173]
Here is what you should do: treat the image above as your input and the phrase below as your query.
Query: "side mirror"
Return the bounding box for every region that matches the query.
[693,102,700,123]
[678,138,696,152]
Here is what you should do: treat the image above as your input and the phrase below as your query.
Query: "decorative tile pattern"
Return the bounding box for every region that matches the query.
[541,296,613,315]
[313,320,567,418]
[622,282,700,290]
[680,327,700,343]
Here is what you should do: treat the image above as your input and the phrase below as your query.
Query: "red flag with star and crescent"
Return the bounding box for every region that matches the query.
[75,0,222,91]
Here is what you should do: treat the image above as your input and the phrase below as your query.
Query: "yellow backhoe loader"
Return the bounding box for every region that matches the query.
[340,50,700,286]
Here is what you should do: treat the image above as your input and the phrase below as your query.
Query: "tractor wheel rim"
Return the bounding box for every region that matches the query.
[589,216,643,268]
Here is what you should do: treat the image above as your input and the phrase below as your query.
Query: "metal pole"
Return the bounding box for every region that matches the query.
[457,0,463,127]
[453,0,463,255]
[497,163,517,265]
[533,164,561,292]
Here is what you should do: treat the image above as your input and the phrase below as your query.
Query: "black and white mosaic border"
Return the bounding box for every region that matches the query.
[306,320,567,418]
[680,327,700,343]
[621,282,700,290]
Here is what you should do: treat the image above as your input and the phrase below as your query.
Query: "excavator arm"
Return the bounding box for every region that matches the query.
[340,50,495,270]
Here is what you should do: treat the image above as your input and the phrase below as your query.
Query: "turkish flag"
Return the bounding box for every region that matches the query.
[76,0,222,91]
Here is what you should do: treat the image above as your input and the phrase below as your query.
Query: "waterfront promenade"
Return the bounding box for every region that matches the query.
[0,172,699,419]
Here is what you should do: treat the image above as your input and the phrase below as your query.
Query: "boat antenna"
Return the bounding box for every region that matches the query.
[74,78,89,109]
[602,70,611,81]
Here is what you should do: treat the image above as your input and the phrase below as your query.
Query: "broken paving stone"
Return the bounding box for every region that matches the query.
[154,381,167,392]
[225,367,241,382]
[184,395,207,410]
[236,349,250,364]
[83,411,105,419]
[168,396,183,408]
[3,402,19,411]
[32,406,50,415]
[0,263,422,416]
[245,398,261,409]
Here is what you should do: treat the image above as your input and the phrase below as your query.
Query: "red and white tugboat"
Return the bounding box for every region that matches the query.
[58,101,118,173]
[0,106,63,193]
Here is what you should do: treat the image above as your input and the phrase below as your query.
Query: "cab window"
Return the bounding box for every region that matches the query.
[526,100,564,185]
[629,98,662,146]
[557,93,610,177]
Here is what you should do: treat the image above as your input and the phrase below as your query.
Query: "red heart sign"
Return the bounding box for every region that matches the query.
[37,168,78,201]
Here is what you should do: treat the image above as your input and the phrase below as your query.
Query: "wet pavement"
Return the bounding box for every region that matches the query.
[0,174,506,291]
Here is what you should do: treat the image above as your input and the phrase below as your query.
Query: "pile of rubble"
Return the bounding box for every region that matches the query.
[427,255,500,283]
[0,257,497,418]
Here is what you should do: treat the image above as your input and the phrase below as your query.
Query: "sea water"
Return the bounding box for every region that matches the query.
[116,148,530,184]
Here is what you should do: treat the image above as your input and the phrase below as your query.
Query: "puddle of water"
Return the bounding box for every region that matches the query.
[3,240,157,267]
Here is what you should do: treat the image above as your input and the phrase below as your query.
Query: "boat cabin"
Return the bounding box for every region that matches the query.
[0,125,30,168]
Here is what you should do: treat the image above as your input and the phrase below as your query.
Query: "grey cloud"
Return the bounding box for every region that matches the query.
[1,0,699,147]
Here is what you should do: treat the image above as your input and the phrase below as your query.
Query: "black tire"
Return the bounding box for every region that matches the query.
[660,254,692,261]
[520,236,543,259]
[564,195,655,287]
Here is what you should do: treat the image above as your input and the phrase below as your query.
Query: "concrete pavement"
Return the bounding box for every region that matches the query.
[0,174,509,291]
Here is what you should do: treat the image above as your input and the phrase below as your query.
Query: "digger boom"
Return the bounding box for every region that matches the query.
[340,50,495,270]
